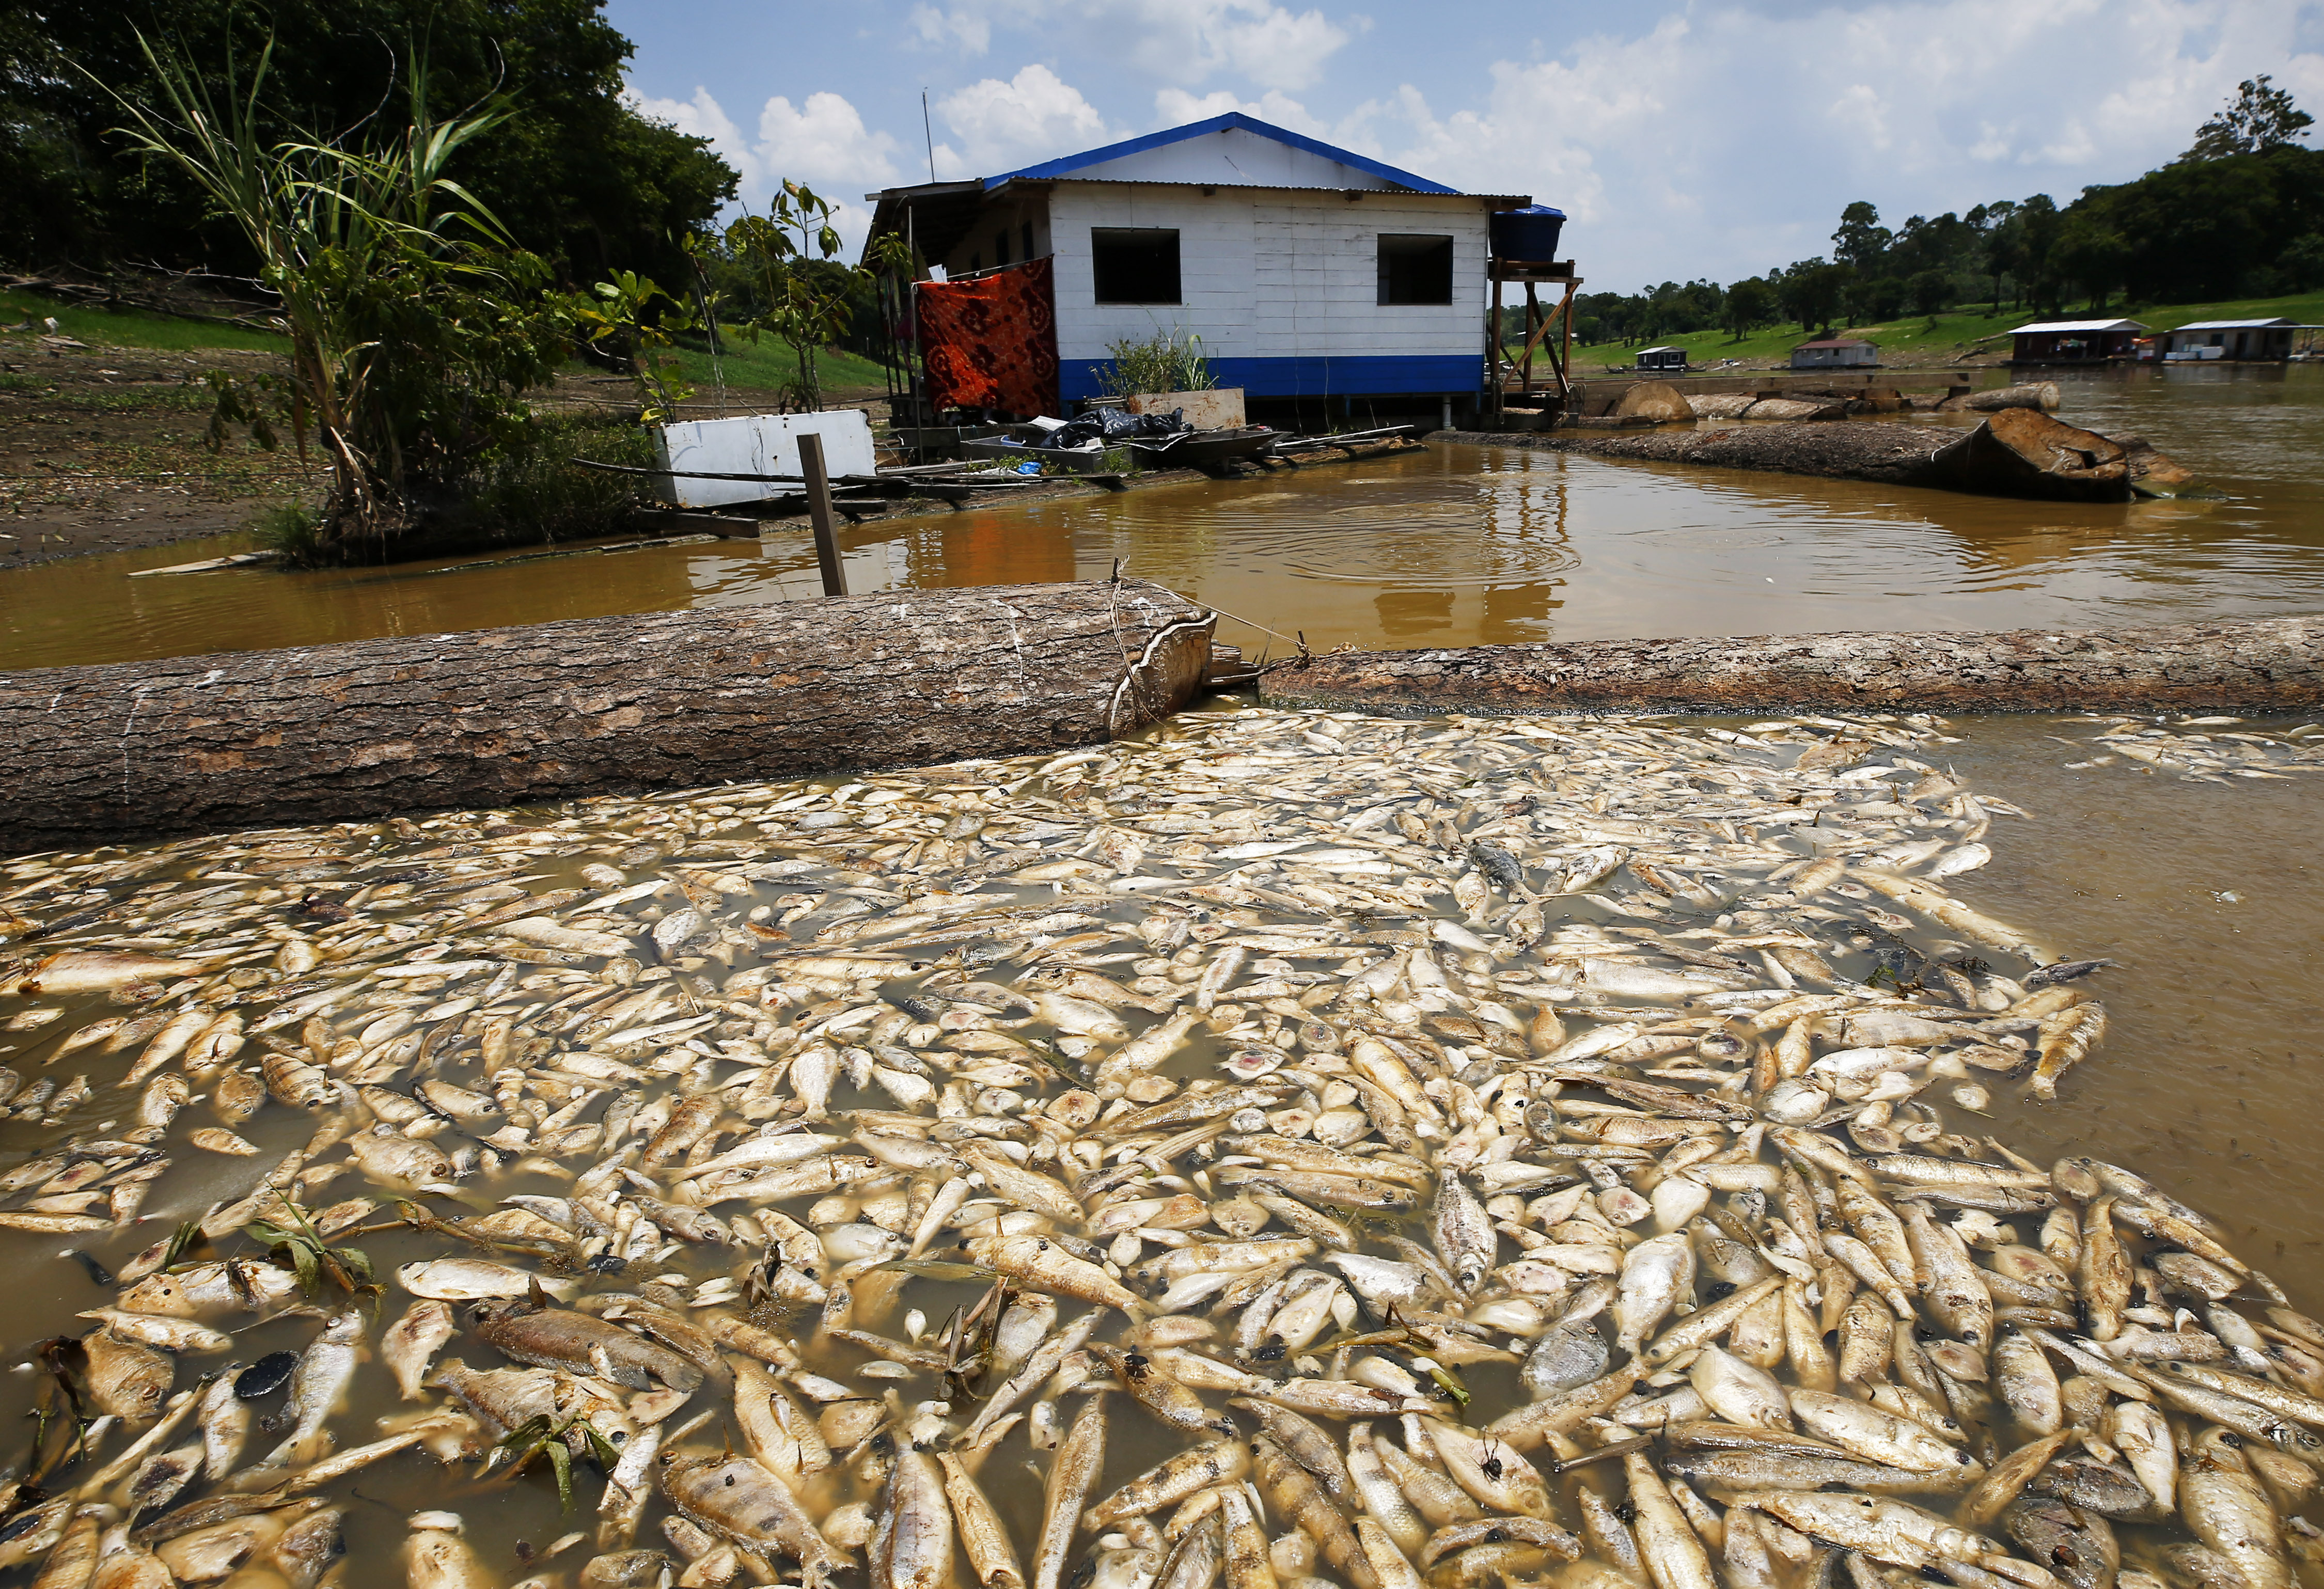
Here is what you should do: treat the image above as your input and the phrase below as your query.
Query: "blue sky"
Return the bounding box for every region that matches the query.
[609,0,2324,291]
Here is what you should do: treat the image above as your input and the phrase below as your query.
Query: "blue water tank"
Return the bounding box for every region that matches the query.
[1491,206,1566,262]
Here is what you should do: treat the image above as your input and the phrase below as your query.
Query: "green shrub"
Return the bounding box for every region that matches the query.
[1095,328,1214,396]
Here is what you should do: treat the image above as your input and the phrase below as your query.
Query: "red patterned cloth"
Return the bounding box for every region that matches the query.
[917,258,1059,418]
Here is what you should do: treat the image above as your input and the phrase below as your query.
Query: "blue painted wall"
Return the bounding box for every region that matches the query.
[1059,354,1483,402]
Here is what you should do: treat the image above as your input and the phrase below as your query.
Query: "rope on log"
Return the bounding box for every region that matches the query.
[1260,615,2324,716]
[0,580,1215,854]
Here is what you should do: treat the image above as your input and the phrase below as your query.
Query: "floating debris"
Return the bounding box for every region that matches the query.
[0,707,2300,1589]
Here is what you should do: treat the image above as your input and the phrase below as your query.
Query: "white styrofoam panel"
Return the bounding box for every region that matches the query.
[650,411,876,509]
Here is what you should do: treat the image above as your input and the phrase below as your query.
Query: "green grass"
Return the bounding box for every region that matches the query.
[661,334,897,397]
[0,287,286,353]
[1552,289,2324,371]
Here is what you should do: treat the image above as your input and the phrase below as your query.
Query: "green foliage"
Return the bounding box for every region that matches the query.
[250,500,322,559]
[572,269,696,422]
[1907,269,1953,317]
[449,416,649,546]
[245,1200,381,1309]
[102,33,573,560]
[712,185,902,412]
[1095,327,1214,396]
[1776,260,1852,332]
[1,0,735,285]
[2185,75,2315,161]
[1722,277,1775,340]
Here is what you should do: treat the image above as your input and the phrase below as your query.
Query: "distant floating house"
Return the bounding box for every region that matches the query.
[2161,318,2320,362]
[1635,346,1688,372]
[1789,337,1877,370]
[2008,319,2146,364]
[863,112,1534,415]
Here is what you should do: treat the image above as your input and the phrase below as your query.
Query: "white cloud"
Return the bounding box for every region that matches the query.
[1329,0,2324,289]
[627,86,898,251]
[909,5,992,54]
[934,64,1113,175]
[1116,0,1352,91]
[1151,86,1335,136]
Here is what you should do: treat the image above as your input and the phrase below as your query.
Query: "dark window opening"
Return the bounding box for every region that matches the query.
[1092,228,1181,304]
[1022,222,1035,260]
[995,230,1011,266]
[967,253,981,272]
[1377,234,1454,305]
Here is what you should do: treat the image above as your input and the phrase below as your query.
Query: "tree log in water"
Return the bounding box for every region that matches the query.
[1264,615,2324,715]
[0,580,1215,853]
[1453,409,2161,501]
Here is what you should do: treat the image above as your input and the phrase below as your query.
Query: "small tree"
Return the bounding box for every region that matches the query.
[1722,277,1775,340]
[100,35,567,559]
[1907,269,1953,318]
[724,182,861,413]
[1777,259,1852,332]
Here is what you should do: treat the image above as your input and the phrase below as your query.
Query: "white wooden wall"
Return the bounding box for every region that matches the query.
[1040,183,1488,365]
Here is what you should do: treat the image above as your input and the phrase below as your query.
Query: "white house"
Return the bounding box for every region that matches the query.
[2161,319,2314,361]
[1789,338,1878,370]
[865,113,1529,407]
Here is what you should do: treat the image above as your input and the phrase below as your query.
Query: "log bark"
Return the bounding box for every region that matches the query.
[1263,615,2324,715]
[0,580,1214,854]
[1445,411,2143,501]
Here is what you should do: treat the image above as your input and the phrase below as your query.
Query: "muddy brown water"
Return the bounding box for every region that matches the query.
[0,367,2317,1580]
[3,365,2322,671]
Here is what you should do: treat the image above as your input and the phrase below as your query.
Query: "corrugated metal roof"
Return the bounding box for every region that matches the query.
[2171,319,2297,331]
[1797,338,1875,349]
[2009,319,2147,334]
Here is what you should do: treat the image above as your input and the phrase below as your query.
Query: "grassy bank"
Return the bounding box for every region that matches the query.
[659,334,895,398]
[1,288,287,354]
[1550,289,2324,372]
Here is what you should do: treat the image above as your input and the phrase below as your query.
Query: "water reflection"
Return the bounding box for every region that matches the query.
[4,364,2321,670]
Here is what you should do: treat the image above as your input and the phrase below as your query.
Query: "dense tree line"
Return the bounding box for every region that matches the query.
[0,0,737,288]
[1563,77,2324,348]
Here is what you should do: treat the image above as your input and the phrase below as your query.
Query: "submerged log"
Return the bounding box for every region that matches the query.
[0,580,1214,853]
[1450,410,2159,501]
[1937,381,2060,413]
[1263,615,2324,715]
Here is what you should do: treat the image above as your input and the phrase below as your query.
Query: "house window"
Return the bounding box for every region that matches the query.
[1092,228,1181,304]
[1377,234,1454,305]
[1022,222,1035,260]
[995,230,1011,266]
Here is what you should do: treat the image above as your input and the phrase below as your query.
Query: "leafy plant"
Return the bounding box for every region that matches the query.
[249,501,322,559]
[1094,328,1214,397]
[571,269,697,423]
[719,183,898,414]
[484,1411,620,1511]
[97,33,570,562]
[245,1199,381,1309]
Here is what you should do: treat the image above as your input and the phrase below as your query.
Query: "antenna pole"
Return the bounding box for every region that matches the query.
[922,90,936,182]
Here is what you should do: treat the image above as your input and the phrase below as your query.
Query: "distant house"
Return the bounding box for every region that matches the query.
[2162,319,2317,361]
[2008,319,2146,364]
[863,112,1532,411]
[1791,338,1878,369]
[1635,346,1688,372]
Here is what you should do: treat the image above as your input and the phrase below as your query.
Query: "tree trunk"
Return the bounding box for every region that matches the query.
[0,580,1214,855]
[1263,615,2324,715]
[1449,412,2151,501]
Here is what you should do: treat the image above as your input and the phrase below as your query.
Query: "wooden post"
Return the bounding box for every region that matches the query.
[799,433,849,596]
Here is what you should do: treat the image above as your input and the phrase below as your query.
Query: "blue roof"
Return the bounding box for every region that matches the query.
[987,112,1460,195]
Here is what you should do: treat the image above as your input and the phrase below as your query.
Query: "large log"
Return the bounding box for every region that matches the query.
[0,580,1214,854]
[1451,410,2158,501]
[1264,615,2324,715]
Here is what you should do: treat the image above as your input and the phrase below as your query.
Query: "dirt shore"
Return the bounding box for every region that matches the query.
[0,330,890,567]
